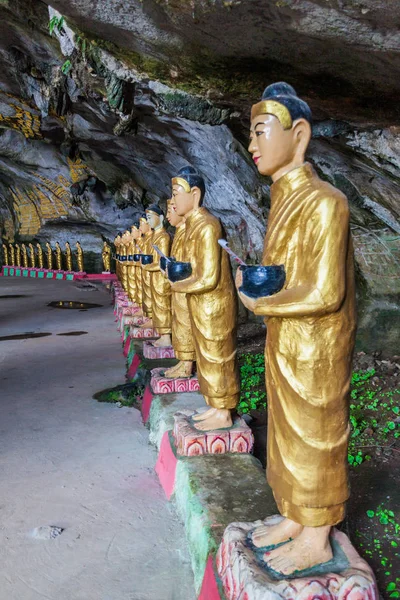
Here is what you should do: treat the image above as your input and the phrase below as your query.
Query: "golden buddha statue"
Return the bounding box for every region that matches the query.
[2,243,9,266]
[28,243,36,268]
[21,244,28,268]
[55,242,63,271]
[114,234,122,282]
[126,232,137,302]
[164,199,195,379]
[235,83,356,576]
[139,216,154,326]
[131,224,143,310]
[119,231,130,292]
[65,242,73,271]
[15,243,21,267]
[75,242,84,272]
[102,241,111,273]
[36,243,44,269]
[169,166,240,430]
[45,243,53,270]
[8,243,15,266]
[142,205,172,347]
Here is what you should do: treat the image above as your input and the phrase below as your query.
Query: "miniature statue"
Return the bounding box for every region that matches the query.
[168,166,240,430]
[75,241,84,272]
[45,242,53,270]
[28,243,36,268]
[21,244,28,268]
[36,243,44,269]
[15,243,21,267]
[2,243,9,266]
[139,216,154,326]
[102,241,111,273]
[55,242,63,271]
[65,242,73,271]
[8,243,15,266]
[235,82,356,576]
[142,205,172,347]
[164,199,195,378]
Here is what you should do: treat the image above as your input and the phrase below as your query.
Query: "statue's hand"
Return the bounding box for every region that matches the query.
[238,291,256,313]
[235,267,243,290]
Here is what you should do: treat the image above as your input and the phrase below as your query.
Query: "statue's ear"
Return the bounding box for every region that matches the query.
[292,118,311,147]
[191,186,202,209]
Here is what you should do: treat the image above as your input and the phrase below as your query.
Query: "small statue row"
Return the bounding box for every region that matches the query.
[2,241,84,272]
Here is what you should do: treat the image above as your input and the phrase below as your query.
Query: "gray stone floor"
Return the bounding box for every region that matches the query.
[0,277,195,600]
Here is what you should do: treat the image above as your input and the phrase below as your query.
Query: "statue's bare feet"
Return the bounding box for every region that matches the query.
[252,518,303,548]
[165,361,193,378]
[264,526,332,575]
[194,408,232,431]
[139,318,153,328]
[152,334,172,347]
[192,407,217,422]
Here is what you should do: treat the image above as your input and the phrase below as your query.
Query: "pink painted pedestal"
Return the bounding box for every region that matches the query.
[141,385,154,423]
[216,516,378,600]
[173,410,254,456]
[143,342,175,360]
[127,353,141,380]
[130,326,159,339]
[150,368,200,394]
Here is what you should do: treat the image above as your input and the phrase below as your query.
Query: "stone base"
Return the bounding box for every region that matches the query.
[130,326,159,339]
[143,341,175,360]
[173,410,254,456]
[150,367,200,394]
[216,516,378,600]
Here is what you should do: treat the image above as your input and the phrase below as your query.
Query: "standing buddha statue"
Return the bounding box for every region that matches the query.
[2,243,9,266]
[168,166,240,431]
[65,242,73,271]
[139,216,154,326]
[164,199,195,379]
[131,223,143,310]
[45,243,53,270]
[142,205,172,347]
[21,244,28,268]
[28,243,36,268]
[119,231,130,292]
[235,82,356,576]
[55,242,63,271]
[15,243,21,267]
[102,241,111,273]
[75,242,84,272]
[36,243,44,269]
[8,243,15,266]
[126,231,137,302]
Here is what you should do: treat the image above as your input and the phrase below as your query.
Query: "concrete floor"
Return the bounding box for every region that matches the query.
[0,277,195,600]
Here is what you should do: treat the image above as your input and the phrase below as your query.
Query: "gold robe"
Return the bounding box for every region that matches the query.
[145,227,172,334]
[55,246,62,271]
[119,243,128,291]
[2,244,9,266]
[170,222,195,361]
[173,207,239,409]
[9,244,15,266]
[21,245,28,268]
[253,163,356,527]
[134,237,143,307]
[127,242,137,303]
[141,231,154,318]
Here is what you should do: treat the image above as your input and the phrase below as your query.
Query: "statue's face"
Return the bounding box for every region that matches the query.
[248,114,296,178]
[139,219,150,234]
[172,184,195,217]
[131,227,140,240]
[146,211,161,230]
[167,199,183,227]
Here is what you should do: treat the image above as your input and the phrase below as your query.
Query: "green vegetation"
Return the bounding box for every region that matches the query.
[61,60,72,75]
[48,14,64,36]
[238,353,266,414]
[93,382,144,407]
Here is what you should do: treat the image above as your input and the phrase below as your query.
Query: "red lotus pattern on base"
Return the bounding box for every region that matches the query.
[143,342,176,360]
[150,368,200,394]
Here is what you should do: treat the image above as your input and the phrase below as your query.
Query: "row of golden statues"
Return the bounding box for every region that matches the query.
[114,82,358,578]
[2,241,85,272]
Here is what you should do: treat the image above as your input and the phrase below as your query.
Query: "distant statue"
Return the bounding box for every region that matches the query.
[21,243,29,268]
[45,242,53,270]
[76,241,84,272]
[65,242,73,271]
[102,241,111,272]
[2,243,9,266]
[55,242,63,271]
[8,243,15,266]
[36,243,44,269]
[15,244,21,267]
[28,243,36,268]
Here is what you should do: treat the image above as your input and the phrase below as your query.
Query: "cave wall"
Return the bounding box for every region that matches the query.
[0,0,399,353]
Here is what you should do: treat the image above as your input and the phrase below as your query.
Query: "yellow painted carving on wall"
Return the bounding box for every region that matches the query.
[67,157,91,183]
[0,103,41,139]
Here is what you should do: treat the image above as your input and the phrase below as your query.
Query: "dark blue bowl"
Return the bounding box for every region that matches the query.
[168,260,192,282]
[116,253,120,260]
[141,254,153,265]
[160,256,176,272]
[133,254,141,262]
[120,255,127,262]
[128,255,134,261]
[239,264,285,299]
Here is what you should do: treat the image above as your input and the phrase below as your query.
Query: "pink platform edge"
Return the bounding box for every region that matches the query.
[155,431,177,500]
[141,385,154,423]
[127,354,141,380]
[198,556,222,600]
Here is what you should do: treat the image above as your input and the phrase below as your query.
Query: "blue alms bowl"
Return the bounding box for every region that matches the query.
[168,260,192,283]
[239,264,285,299]
[115,253,120,260]
[133,254,141,262]
[141,254,153,265]
[128,255,134,261]
[120,255,127,262]
[160,256,176,272]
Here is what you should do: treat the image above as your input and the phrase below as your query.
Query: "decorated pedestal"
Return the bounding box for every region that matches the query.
[216,516,378,600]
[143,342,175,360]
[173,409,254,456]
[150,367,200,394]
[130,326,160,339]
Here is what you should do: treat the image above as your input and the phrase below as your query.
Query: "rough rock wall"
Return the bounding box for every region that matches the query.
[0,0,399,352]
